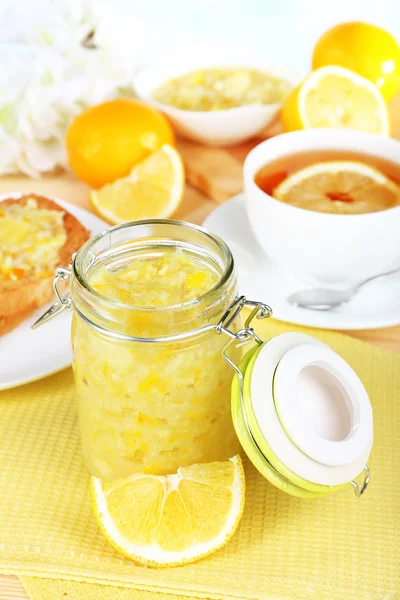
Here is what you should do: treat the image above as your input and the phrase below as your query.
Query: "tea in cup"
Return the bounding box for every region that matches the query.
[244,130,400,288]
[254,149,400,215]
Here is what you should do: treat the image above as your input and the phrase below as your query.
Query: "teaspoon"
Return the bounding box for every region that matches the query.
[288,268,400,311]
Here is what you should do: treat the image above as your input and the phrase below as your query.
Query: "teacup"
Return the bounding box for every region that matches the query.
[243,129,400,289]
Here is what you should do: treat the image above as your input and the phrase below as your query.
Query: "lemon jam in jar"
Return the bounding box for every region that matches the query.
[70,221,241,481]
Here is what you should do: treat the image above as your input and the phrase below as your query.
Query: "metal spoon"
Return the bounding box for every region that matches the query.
[288,268,400,311]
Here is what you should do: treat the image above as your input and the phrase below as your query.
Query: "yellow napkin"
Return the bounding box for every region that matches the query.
[1,319,399,600]
[21,577,193,600]
[20,577,192,600]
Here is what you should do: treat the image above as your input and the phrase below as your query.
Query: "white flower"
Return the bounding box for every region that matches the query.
[0,0,143,177]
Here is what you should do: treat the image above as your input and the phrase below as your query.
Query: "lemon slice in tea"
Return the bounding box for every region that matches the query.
[273,160,400,214]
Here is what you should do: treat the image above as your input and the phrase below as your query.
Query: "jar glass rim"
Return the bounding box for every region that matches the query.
[73,219,235,313]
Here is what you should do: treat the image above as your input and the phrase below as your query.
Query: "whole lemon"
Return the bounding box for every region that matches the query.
[66,99,175,188]
[312,22,400,102]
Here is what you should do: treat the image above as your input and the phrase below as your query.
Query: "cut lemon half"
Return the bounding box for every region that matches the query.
[312,22,400,102]
[281,66,390,136]
[273,161,400,214]
[91,455,245,567]
[89,144,184,224]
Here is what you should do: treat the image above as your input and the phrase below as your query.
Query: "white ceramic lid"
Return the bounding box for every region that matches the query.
[273,343,373,467]
[249,333,373,486]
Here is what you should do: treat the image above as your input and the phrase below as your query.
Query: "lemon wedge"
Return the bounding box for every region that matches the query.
[281,66,390,136]
[273,160,400,214]
[89,144,184,224]
[90,455,245,567]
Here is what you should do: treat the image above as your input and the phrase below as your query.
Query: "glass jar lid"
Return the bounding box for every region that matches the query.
[228,324,372,499]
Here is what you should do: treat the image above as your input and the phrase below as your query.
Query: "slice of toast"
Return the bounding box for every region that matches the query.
[0,194,90,335]
[0,308,35,337]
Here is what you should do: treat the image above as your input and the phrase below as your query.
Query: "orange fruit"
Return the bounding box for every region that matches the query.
[66,99,175,188]
[312,22,400,102]
[281,66,389,135]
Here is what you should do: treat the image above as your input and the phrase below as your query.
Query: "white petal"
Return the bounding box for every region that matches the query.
[0,0,143,175]
[0,127,20,173]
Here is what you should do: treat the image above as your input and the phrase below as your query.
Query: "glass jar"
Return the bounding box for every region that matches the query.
[34,219,371,499]
[55,221,243,481]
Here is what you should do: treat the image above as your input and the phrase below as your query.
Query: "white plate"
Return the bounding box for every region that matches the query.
[0,195,108,390]
[204,194,400,330]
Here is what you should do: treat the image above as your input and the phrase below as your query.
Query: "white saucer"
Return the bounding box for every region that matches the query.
[204,194,400,330]
[0,196,108,390]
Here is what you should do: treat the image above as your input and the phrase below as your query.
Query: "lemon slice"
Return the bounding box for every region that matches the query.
[281,66,390,135]
[91,455,245,567]
[273,160,400,214]
[89,144,184,224]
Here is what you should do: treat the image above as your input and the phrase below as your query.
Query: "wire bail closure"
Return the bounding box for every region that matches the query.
[217,298,370,498]
[31,265,72,329]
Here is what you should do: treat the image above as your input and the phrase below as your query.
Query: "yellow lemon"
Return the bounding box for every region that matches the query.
[89,145,184,225]
[273,161,400,214]
[66,99,175,188]
[281,66,390,136]
[312,22,400,102]
[90,455,245,567]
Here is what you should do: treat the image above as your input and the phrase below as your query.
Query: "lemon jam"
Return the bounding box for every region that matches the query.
[88,249,219,308]
[72,224,240,482]
[0,198,66,281]
[152,68,292,111]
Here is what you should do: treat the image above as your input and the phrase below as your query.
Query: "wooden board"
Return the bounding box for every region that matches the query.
[0,576,26,600]
[1,95,400,599]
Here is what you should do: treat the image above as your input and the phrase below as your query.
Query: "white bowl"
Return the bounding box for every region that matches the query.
[244,130,400,289]
[133,46,301,146]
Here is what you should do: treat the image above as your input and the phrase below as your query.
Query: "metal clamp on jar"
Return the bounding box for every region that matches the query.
[34,220,372,498]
